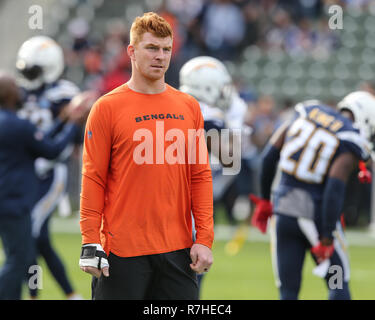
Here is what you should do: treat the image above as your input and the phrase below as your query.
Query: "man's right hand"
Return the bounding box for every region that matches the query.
[249,194,273,233]
[79,244,109,278]
[190,243,213,274]
[311,240,334,264]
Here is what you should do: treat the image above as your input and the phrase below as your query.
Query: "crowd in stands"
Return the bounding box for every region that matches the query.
[63,0,355,93]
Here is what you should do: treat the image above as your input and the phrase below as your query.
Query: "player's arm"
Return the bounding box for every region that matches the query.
[311,152,358,263]
[321,152,358,243]
[250,121,289,233]
[260,120,289,199]
[46,102,81,139]
[190,104,214,274]
[24,118,79,160]
[79,99,111,278]
[53,91,98,139]
[44,117,66,139]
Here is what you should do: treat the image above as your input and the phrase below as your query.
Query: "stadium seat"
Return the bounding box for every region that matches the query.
[309,63,327,80]
[60,0,79,9]
[285,62,304,79]
[242,45,262,62]
[91,0,104,9]
[333,63,350,80]
[50,2,71,23]
[124,3,146,23]
[267,49,285,64]
[304,79,323,97]
[341,32,358,49]
[258,78,277,95]
[263,62,282,79]
[344,16,358,34]
[358,64,375,81]
[361,47,375,64]
[281,79,299,96]
[337,48,354,64]
[241,62,259,78]
[329,80,348,97]
[76,3,96,22]
[365,33,375,49]
[364,15,375,32]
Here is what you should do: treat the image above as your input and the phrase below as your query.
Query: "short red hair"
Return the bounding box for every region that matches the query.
[130,12,173,45]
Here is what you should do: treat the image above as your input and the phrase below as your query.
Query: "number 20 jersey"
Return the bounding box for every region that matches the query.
[276,101,370,204]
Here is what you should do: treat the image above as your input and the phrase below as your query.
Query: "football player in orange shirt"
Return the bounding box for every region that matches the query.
[79,12,214,300]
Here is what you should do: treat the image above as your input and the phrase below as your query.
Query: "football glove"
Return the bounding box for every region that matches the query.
[311,242,334,264]
[358,160,372,184]
[249,194,273,233]
[79,243,109,270]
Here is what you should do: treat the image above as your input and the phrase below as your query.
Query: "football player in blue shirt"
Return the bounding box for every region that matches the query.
[16,36,87,299]
[250,93,375,300]
[0,73,81,299]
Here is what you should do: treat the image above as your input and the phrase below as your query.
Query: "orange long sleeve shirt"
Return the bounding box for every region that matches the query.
[80,84,214,257]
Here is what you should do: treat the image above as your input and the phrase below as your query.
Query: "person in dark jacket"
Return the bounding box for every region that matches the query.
[0,73,80,300]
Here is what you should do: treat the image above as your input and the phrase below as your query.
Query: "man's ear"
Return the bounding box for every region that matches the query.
[127,44,135,61]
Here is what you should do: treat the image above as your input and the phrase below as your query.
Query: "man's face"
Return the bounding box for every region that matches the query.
[129,32,173,81]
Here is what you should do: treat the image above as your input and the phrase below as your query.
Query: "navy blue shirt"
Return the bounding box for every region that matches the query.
[0,109,78,217]
[277,102,369,203]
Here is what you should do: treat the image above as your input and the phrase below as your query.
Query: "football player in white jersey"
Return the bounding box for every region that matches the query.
[180,55,250,294]
[16,36,87,300]
[180,56,236,215]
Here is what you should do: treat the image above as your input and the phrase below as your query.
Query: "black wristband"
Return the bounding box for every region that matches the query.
[80,245,107,259]
[80,246,96,259]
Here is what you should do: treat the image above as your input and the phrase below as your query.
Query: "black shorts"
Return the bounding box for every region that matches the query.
[92,248,198,300]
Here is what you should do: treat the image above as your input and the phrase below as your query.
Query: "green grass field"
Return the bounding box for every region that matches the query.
[3,228,372,300]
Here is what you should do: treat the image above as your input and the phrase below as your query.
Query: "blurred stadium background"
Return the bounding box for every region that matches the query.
[0,0,374,299]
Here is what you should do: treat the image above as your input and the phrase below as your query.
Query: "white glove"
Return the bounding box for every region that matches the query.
[79,244,109,270]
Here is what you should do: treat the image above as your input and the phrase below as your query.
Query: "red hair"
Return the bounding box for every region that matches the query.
[130,12,173,45]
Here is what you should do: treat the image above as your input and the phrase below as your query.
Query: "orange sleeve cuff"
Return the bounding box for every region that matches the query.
[195,231,214,249]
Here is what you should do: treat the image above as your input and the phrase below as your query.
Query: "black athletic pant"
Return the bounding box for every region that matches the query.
[92,248,198,300]
[0,214,34,299]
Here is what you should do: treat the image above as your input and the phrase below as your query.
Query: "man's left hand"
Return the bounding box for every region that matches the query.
[190,243,213,274]
[311,238,334,264]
